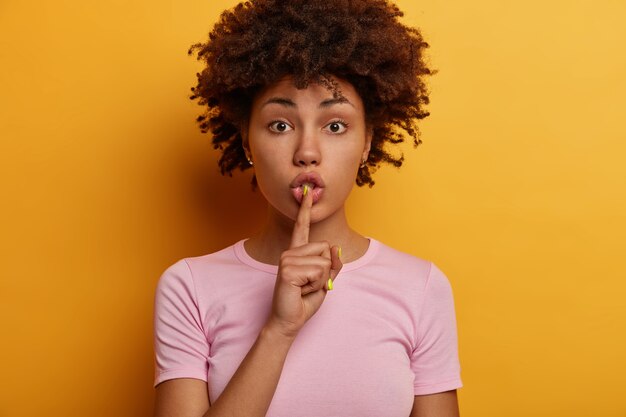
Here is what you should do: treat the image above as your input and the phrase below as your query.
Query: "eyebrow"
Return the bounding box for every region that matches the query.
[261,96,355,109]
[320,97,354,108]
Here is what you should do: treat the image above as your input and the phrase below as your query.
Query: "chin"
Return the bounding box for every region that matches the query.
[268,197,322,223]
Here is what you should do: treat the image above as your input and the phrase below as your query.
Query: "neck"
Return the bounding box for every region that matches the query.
[244,203,368,266]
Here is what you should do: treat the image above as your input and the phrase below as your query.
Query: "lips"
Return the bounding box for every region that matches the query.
[290,171,325,189]
[290,171,325,204]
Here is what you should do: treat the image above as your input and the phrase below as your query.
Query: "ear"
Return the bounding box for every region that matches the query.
[240,120,251,155]
[362,126,373,162]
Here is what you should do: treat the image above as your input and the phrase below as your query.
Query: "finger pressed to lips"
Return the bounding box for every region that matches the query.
[289,184,313,249]
[287,184,344,293]
[291,184,324,205]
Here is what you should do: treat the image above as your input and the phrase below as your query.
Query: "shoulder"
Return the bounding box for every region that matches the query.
[155,240,242,291]
[370,237,433,280]
[367,238,456,300]
[164,240,242,277]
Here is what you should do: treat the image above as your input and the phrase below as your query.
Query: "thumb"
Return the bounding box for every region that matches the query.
[326,245,343,290]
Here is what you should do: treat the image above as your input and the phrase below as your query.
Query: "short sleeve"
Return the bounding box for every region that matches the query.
[153,259,209,387]
[411,262,463,395]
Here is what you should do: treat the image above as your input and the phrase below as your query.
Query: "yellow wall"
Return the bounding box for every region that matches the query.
[1,1,624,415]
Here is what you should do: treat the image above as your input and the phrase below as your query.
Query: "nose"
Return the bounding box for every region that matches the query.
[293,129,321,167]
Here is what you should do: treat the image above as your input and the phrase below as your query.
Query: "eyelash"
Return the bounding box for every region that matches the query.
[326,119,349,134]
[267,120,292,134]
[267,119,350,134]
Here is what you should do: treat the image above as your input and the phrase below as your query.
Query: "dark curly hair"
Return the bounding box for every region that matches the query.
[188,0,437,188]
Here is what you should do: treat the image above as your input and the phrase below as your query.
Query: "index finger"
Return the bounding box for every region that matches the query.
[289,185,312,249]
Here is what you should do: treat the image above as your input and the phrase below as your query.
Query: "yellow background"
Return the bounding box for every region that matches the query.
[1,0,624,415]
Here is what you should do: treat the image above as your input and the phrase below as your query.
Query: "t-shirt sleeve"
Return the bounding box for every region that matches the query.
[153,258,209,388]
[410,262,463,395]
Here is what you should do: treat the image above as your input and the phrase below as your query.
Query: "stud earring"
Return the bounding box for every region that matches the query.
[242,143,253,166]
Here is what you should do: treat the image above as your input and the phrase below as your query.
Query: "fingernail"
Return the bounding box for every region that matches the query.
[303,184,308,196]
[338,246,342,259]
[327,278,333,291]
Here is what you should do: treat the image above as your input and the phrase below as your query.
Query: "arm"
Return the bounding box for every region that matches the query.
[410,263,463,413]
[410,390,460,417]
[205,322,295,416]
[154,322,295,417]
[154,378,209,417]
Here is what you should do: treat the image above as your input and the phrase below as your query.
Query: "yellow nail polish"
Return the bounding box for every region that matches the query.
[303,184,308,196]
[338,246,342,259]
[327,278,333,291]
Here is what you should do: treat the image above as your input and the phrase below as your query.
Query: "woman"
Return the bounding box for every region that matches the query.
[153,1,462,416]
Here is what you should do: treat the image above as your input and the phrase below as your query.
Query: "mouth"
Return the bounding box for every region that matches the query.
[290,171,325,204]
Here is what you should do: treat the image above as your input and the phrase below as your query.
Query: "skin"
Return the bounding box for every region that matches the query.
[241,75,372,266]
[154,75,460,416]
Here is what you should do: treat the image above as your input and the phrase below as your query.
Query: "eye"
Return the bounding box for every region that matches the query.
[268,121,293,133]
[324,120,349,134]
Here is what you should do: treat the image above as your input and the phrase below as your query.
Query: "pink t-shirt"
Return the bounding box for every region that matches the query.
[153,237,462,416]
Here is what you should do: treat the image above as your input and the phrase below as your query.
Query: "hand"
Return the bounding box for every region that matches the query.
[266,186,343,339]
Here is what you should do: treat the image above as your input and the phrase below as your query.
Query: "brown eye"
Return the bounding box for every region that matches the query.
[324,120,348,134]
[269,121,292,133]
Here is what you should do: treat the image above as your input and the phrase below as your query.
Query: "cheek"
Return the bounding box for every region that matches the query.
[326,147,362,195]
[253,153,288,200]
[328,142,363,172]
[255,163,280,190]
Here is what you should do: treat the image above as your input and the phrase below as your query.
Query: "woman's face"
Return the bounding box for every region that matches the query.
[245,75,372,223]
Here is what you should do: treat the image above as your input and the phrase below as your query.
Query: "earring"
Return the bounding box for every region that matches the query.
[360,159,366,168]
[242,143,253,166]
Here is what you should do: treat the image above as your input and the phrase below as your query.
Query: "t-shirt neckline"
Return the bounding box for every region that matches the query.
[233,236,380,274]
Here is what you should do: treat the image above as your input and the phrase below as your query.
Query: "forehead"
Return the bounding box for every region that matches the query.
[252,75,364,110]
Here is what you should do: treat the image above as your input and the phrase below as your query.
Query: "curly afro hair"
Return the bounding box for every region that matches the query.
[188,0,437,188]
